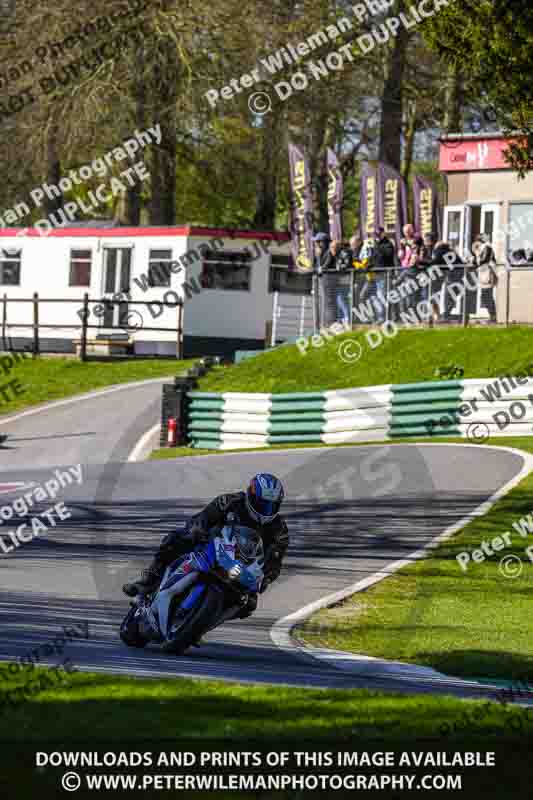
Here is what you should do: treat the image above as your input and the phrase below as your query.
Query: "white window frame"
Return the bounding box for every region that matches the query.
[0,247,22,286]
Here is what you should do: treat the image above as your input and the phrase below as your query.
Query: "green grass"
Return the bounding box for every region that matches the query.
[150,440,404,459]
[150,436,523,460]
[197,327,533,393]
[298,437,533,682]
[0,356,196,416]
[0,666,526,741]
[0,667,530,798]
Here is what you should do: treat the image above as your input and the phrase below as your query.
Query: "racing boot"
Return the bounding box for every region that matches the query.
[123,559,165,598]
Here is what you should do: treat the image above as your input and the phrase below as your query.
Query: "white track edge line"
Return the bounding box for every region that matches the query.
[128,423,162,463]
[270,445,533,690]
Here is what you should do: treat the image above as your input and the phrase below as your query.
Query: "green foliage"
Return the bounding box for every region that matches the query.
[423,0,533,175]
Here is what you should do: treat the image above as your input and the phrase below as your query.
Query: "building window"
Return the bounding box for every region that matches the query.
[200,251,251,291]
[69,250,92,286]
[269,254,312,294]
[0,249,21,285]
[508,204,533,265]
[148,249,173,287]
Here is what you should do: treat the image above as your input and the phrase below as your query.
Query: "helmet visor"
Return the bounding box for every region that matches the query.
[249,495,281,519]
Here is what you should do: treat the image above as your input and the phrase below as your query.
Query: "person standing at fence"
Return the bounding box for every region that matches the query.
[397,224,420,315]
[350,233,369,316]
[313,232,338,327]
[334,240,353,325]
[313,232,334,273]
[471,234,497,323]
[357,235,381,322]
[436,241,464,322]
[424,238,448,322]
[416,232,436,309]
[373,227,395,321]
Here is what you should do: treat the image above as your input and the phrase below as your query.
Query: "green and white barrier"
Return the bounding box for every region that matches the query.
[187,375,533,449]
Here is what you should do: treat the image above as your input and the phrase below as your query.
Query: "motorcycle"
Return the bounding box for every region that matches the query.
[120,519,265,654]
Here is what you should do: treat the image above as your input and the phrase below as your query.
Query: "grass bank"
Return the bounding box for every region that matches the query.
[0,667,517,742]
[0,667,530,798]
[197,328,533,393]
[0,356,195,416]
[298,437,533,682]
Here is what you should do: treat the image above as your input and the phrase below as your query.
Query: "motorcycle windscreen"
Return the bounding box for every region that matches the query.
[233,526,264,565]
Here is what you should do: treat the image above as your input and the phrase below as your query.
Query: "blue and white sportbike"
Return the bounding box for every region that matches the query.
[119,520,265,654]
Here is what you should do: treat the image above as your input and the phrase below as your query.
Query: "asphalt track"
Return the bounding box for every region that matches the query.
[0,380,529,701]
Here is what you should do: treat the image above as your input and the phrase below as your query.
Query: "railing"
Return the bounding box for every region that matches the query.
[270,291,316,346]
[0,293,184,361]
[313,263,530,331]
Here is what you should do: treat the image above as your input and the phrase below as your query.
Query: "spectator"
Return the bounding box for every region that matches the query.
[424,239,448,321]
[397,224,420,314]
[313,232,334,273]
[331,239,352,324]
[349,233,363,261]
[350,233,369,313]
[416,232,436,306]
[374,227,396,270]
[510,248,527,265]
[368,227,393,322]
[359,235,384,322]
[433,241,464,322]
[335,241,354,272]
[471,233,497,323]
[419,232,436,267]
[398,224,417,268]
[313,232,347,326]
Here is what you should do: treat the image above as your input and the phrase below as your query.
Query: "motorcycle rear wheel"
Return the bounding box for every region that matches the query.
[162,586,223,655]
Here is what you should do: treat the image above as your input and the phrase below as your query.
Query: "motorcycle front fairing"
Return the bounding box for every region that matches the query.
[144,525,264,642]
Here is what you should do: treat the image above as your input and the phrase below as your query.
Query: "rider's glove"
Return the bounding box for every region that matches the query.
[190,523,209,546]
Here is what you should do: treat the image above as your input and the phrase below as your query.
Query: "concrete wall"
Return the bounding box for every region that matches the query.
[446,173,470,206]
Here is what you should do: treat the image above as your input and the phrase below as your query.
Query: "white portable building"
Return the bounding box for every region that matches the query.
[0,224,311,357]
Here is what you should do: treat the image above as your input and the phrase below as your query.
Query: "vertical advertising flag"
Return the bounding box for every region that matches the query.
[414,175,442,239]
[359,162,378,241]
[288,143,314,273]
[327,148,343,242]
[377,162,408,247]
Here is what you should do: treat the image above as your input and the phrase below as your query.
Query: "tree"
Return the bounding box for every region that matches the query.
[423,0,533,175]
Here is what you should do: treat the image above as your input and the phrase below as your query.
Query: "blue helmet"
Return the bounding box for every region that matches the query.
[246,473,284,525]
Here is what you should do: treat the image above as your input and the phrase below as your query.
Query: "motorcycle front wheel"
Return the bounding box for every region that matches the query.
[119,605,149,648]
[162,585,224,655]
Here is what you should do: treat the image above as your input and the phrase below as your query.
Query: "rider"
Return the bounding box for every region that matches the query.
[123,473,288,618]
